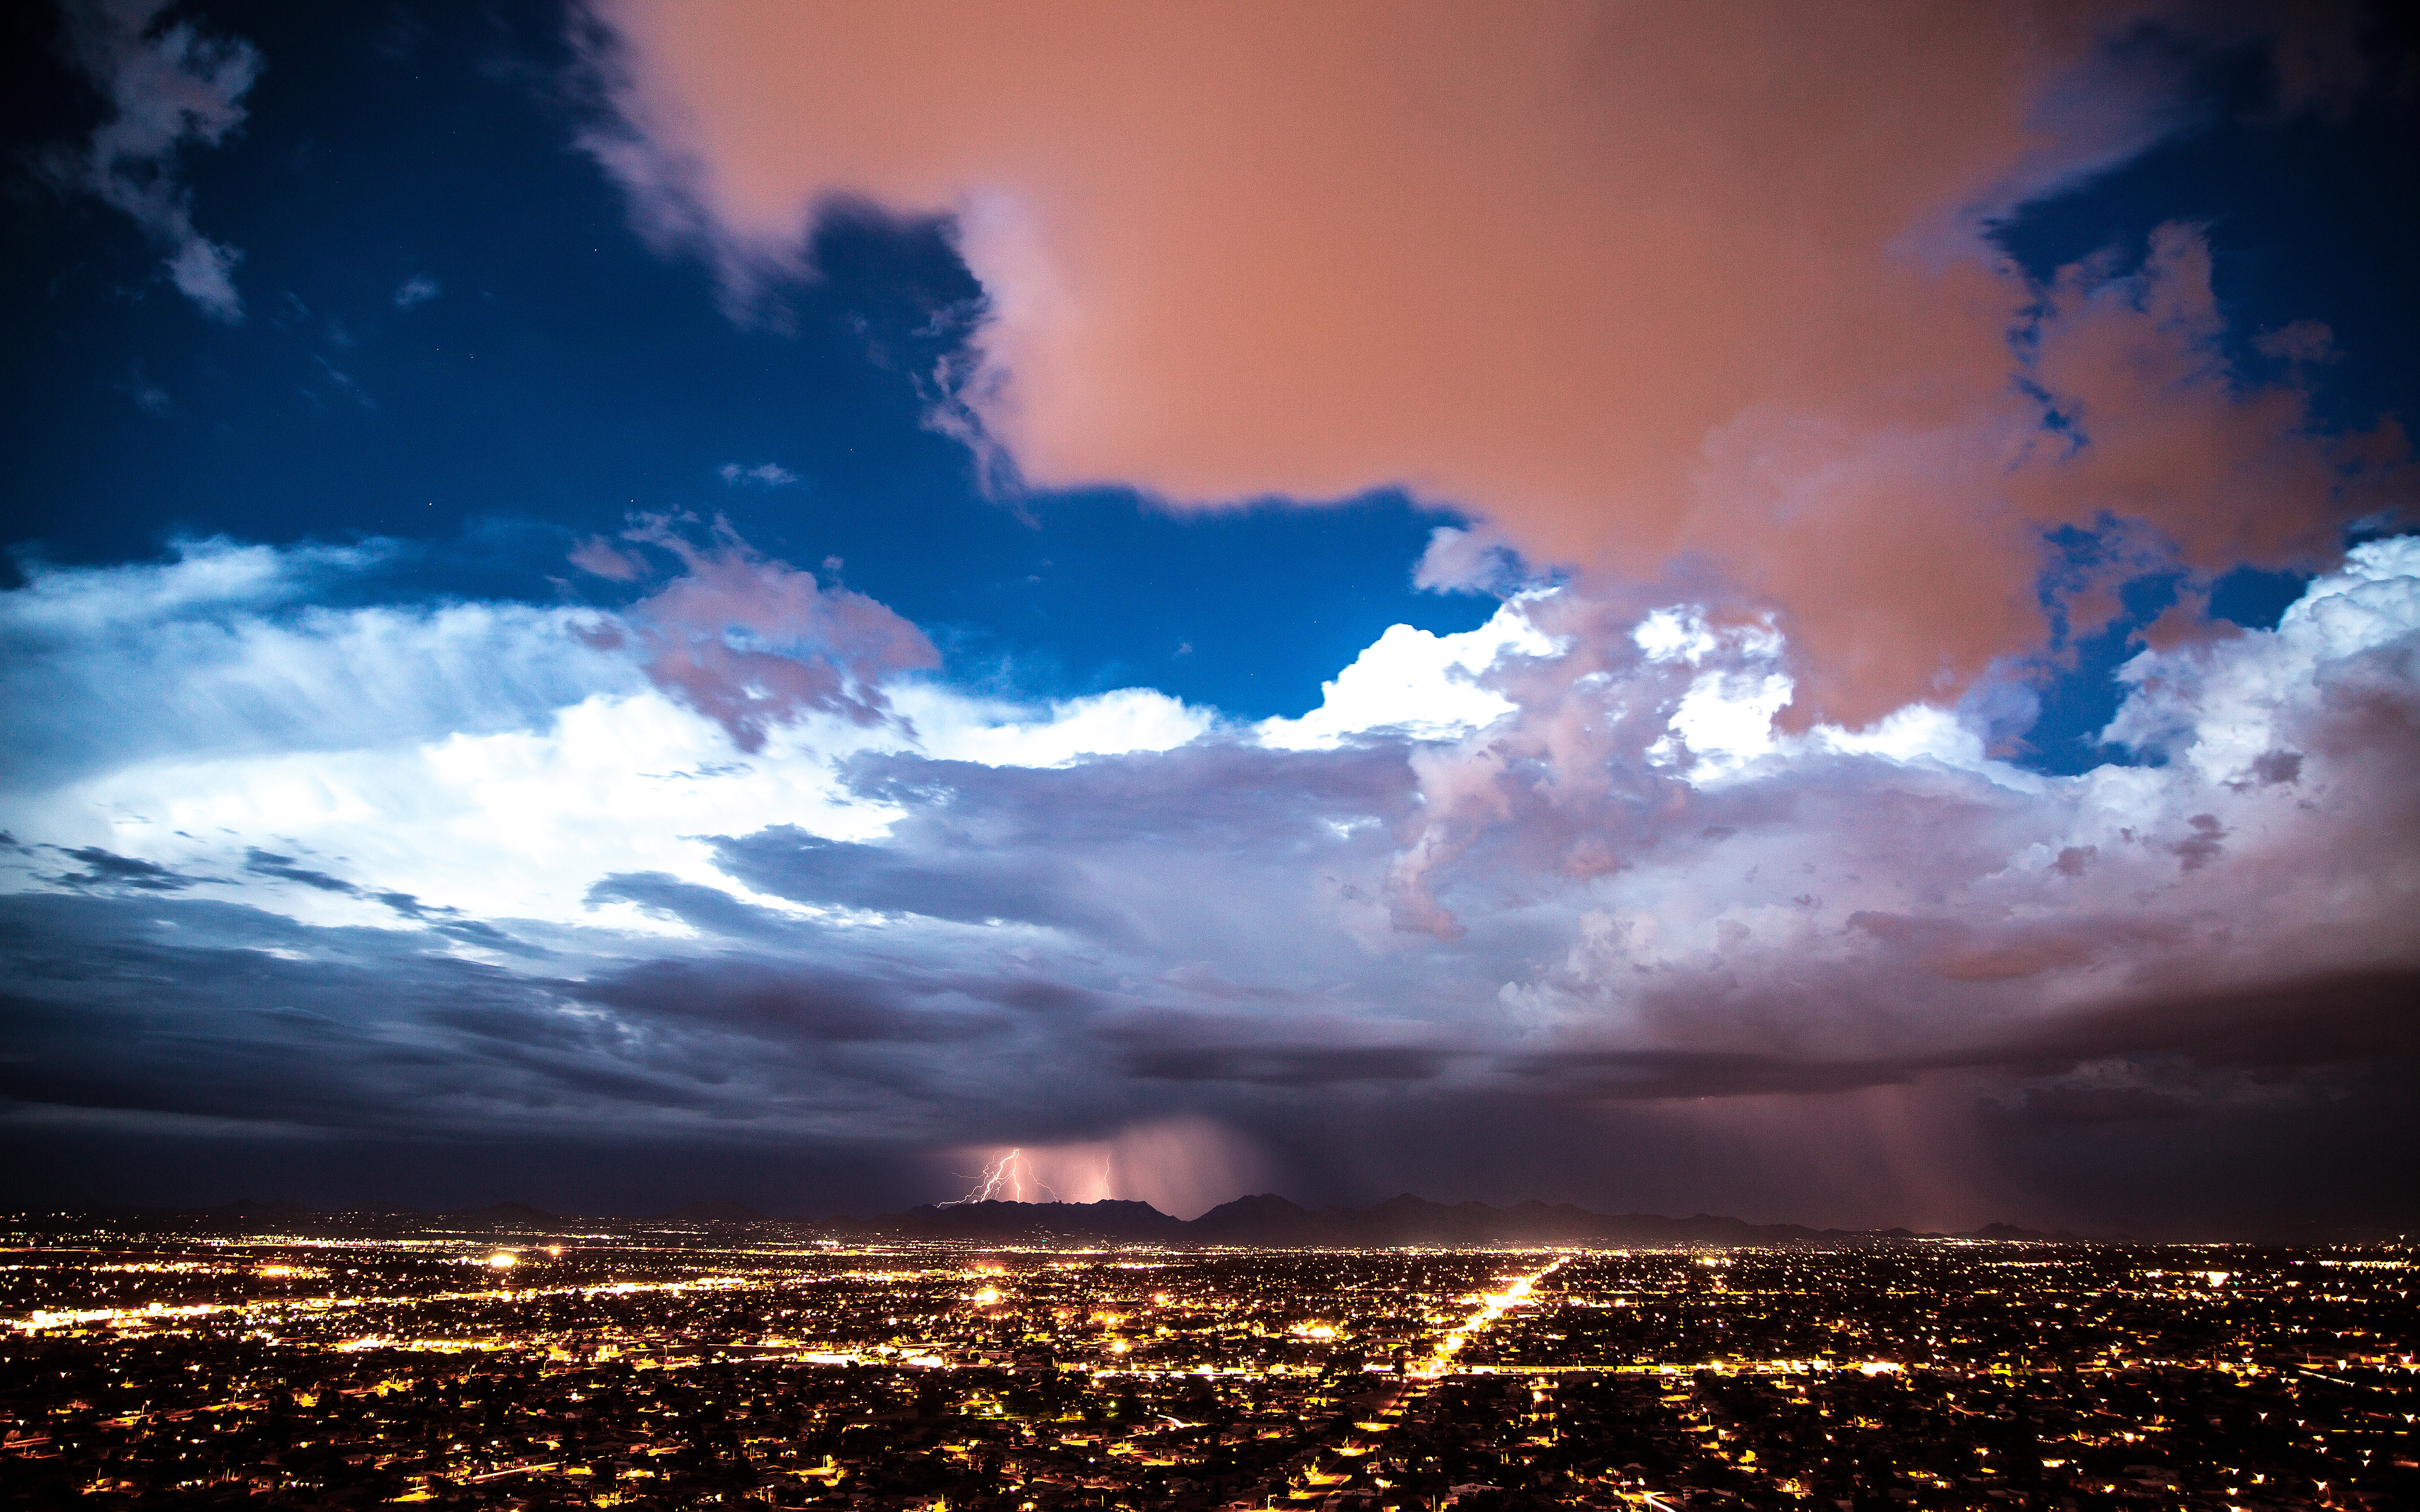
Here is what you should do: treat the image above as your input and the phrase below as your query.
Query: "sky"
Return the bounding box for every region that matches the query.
[1,0,2414,1237]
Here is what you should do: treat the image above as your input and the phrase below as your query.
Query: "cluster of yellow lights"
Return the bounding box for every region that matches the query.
[1419,1260,1563,1375]
[486,1253,517,1269]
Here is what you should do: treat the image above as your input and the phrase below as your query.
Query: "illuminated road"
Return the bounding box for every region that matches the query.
[1419,1256,1567,1376]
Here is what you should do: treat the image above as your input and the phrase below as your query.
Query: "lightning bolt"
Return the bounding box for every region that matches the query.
[941,1148,1060,1205]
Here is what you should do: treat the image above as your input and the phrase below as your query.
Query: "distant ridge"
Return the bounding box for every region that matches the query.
[873,1199,1187,1242]
[801,1193,2102,1247]
[208,1198,315,1219]
[652,1199,765,1224]
[437,1200,557,1228]
[7,1195,2109,1244]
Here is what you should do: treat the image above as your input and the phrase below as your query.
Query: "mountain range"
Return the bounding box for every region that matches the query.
[801,1193,2088,1246]
[24,1194,2092,1245]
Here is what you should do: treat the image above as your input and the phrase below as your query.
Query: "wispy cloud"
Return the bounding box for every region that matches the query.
[717,461,797,487]
[573,516,935,751]
[45,0,260,321]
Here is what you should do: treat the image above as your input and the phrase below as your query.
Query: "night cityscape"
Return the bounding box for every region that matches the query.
[7,3,2419,1509]
[5,1203,2413,1510]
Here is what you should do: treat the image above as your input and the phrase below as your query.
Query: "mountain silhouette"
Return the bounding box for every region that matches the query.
[653,1199,765,1223]
[801,1194,2093,1247]
[437,1200,557,1228]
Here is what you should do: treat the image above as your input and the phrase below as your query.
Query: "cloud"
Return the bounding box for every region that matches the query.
[119,363,172,417]
[1093,1001,1460,1090]
[1,532,2414,1228]
[577,517,938,751]
[1412,524,1528,597]
[571,957,1008,1045]
[1256,601,1556,750]
[392,274,440,309]
[1114,1035,1450,1088]
[48,844,200,892]
[45,0,260,321]
[242,847,358,893]
[717,461,796,486]
[579,1,2406,727]
[1501,966,2420,1102]
[0,534,1222,933]
[567,536,647,581]
[709,824,1114,933]
[0,536,631,791]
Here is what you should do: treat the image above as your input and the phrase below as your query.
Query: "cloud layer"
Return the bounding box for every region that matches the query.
[2,530,2412,1230]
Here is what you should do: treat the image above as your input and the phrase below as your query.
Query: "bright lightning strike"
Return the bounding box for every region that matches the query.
[941,1148,1057,1205]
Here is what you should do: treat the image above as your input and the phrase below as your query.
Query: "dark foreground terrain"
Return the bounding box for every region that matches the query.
[2,1210,2411,1511]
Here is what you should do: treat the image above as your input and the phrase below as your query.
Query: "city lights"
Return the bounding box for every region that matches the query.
[1,1213,2411,1508]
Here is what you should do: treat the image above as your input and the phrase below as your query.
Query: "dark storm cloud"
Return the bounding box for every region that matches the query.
[1977,967,2420,1074]
[1119,1043,1450,1087]
[584,870,814,942]
[0,892,1024,1143]
[0,893,566,1132]
[48,844,203,891]
[243,847,357,893]
[1498,1047,1921,1102]
[1097,1005,1454,1087]
[1502,966,2420,1103]
[1974,1086,2194,1128]
[570,957,1007,1045]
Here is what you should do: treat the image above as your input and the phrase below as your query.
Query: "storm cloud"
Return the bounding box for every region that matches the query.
[2,530,2411,1231]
